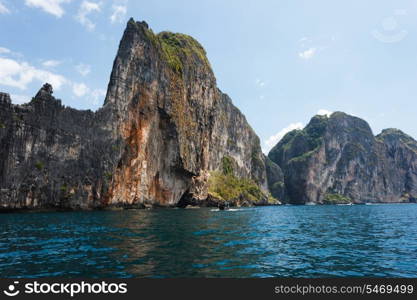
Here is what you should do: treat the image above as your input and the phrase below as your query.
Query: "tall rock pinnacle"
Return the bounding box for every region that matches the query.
[0,19,279,210]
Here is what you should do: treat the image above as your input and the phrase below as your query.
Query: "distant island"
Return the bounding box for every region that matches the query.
[0,19,416,211]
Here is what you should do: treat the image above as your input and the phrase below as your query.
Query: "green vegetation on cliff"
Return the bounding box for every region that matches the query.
[208,171,277,204]
[208,156,278,204]
[269,111,417,205]
[305,114,328,139]
[343,143,366,159]
[142,24,211,74]
[323,193,352,204]
[377,128,417,154]
[221,155,235,175]
[34,161,44,171]
[269,115,329,166]
[135,21,214,166]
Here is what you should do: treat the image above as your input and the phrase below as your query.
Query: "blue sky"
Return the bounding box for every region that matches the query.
[1,0,417,153]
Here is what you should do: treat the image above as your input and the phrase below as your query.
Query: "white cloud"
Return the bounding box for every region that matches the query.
[255,78,267,87]
[298,37,310,48]
[298,47,316,60]
[0,47,11,54]
[90,88,106,105]
[42,59,61,68]
[75,63,91,76]
[317,109,333,117]
[25,0,72,18]
[72,82,89,97]
[0,48,104,107]
[0,1,10,14]
[10,94,31,105]
[110,2,127,24]
[264,122,304,153]
[71,83,105,105]
[76,1,101,31]
[0,57,67,90]
[0,47,22,58]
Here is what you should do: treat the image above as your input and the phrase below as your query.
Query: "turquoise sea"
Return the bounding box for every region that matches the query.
[0,204,416,278]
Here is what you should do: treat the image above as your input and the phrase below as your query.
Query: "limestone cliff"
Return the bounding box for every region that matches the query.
[0,19,278,210]
[268,112,417,204]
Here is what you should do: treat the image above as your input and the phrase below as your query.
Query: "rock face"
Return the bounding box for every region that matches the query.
[268,112,417,204]
[0,19,279,210]
[0,85,116,209]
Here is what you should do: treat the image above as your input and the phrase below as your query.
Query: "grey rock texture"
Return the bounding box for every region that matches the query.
[268,112,417,204]
[0,19,278,210]
[0,84,116,210]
